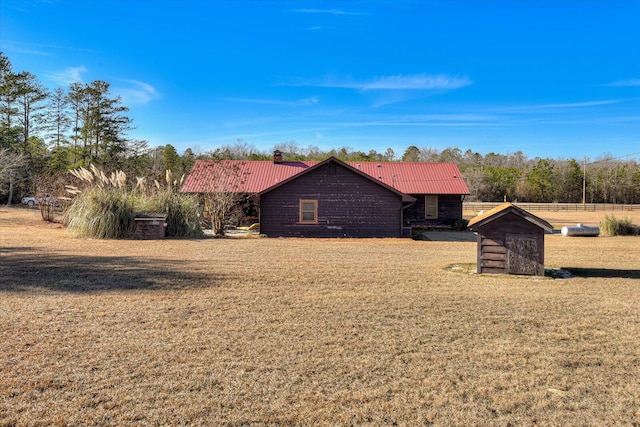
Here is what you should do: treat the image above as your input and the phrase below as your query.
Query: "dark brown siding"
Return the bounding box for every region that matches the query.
[403,194,463,226]
[260,162,403,237]
[474,212,545,275]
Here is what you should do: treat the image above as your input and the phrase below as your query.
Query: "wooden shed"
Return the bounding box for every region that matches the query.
[467,203,553,276]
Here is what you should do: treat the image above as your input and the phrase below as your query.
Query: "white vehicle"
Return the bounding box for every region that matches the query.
[21,196,59,207]
[21,196,38,206]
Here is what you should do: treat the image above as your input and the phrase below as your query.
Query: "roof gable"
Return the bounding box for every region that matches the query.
[252,157,415,202]
[181,159,470,195]
[468,202,554,233]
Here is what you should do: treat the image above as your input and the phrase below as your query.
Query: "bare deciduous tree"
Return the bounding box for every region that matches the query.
[199,161,248,235]
[0,148,26,205]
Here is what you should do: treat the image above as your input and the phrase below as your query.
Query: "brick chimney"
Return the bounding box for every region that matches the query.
[273,150,283,164]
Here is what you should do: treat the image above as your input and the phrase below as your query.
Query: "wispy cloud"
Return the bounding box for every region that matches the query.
[115,80,160,106]
[289,73,473,91]
[535,100,621,108]
[502,99,622,111]
[215,112,502,139]
[293,8,359,16]
[219,116,282,129]
[220,96,319,107]
[46,66,88,86]
[412,114,502,122]
[3,40,100,55]
[2,40,51,56]
[606,79,640,87]
[334,120,500,128]
[362,74,473,90]
[326,113,504,128]
[197,126,335,146]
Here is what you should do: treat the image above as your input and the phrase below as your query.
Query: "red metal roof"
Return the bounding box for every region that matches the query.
[350,161,469,195]
[181,158,470,195]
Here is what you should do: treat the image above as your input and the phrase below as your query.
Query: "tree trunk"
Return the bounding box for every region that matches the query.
[6,173,14,205]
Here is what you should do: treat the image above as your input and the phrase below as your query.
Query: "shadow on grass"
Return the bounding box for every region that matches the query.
[0,250,220,293]
[562,267,640,279]
[416,231,477,242]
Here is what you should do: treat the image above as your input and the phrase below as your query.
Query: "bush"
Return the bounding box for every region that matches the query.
[64,166,203,239]
[64,186,137,239]
[600,214,639,236]
[453,218,470,231]
[140,191,203,238]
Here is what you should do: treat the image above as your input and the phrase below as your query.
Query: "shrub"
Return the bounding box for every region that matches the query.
[64,166,203,239]
[140,191,203,238]
[64,186,137,239]
[600,214,639,236]
[38,198,58,223]
[453,218,470,231]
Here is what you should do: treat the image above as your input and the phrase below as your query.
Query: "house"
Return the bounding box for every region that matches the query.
[467,203,554,275]
[181,152,470,237]
[253,157,415,237]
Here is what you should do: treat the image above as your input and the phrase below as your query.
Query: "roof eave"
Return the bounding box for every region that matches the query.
[468,203,554,233]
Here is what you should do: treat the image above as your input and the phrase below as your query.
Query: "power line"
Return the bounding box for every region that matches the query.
[588,151,640,165]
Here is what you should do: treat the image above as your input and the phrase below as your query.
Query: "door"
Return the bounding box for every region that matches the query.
[505,234,538,275]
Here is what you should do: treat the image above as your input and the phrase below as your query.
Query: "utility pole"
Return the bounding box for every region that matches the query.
[582,157,587,205]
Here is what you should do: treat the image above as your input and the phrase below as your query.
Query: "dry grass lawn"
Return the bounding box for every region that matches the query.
[1,206,639,426]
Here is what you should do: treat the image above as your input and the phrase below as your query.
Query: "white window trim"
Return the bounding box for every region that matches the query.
[299,199,318,224]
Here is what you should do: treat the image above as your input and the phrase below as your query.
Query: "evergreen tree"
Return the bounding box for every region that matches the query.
[84,80,132,166]
[0,52,20,151]
[163,144,181,172]
[44,87,70,149]
[401,145,420,162]
[66,80,132,167]
[43,87,72,170]
[181,148,196,174]
[14,71,49,155]
[66,82,87,166]
[525,159,557,202]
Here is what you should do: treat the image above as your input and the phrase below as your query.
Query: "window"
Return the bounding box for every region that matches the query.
[299,200,318,224]
[425,195,438,219]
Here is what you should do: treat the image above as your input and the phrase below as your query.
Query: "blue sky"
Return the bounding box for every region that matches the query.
[2,0,640,161]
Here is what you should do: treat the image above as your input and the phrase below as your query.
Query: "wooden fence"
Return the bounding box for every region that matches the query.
[463,202,640,213]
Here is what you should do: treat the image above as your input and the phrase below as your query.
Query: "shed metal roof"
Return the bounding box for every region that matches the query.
[181,159,470,195]
[468,202,554,233]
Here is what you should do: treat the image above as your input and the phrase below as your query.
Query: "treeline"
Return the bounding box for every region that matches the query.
[199,141,640,204]
[1,51,639,204]
[427,148,639,204]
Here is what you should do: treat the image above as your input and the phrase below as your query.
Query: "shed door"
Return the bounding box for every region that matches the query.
[506,234,538,275]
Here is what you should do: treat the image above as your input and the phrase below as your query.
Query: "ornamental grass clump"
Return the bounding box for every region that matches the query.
[64,186,137,238]
[64,166,137,238]
[139,172,203,238]
[140,192,202,238]
[64,166,203,239]
[600,214,639,236]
